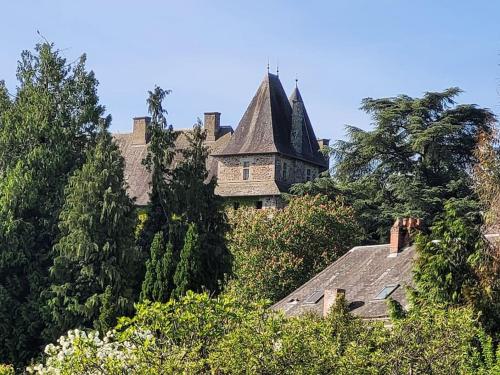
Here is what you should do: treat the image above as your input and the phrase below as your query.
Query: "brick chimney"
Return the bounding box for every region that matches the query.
[323,288,346,317]
[389,217,421,255]
[204,112,221,142]
[317,139,330,149]
[132,117,151,145]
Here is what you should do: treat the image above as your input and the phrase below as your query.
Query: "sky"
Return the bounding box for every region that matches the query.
[1,1,499,141]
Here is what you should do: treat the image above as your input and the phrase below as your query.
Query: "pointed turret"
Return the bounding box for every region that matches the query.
[217,73,292,155]
[289,86,327,167]
[217,74,327,167]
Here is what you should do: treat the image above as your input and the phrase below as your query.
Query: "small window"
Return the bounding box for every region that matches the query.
[304,290,323,304]
[374,284,399,300]
[306,169,311,181]
[233,202,240,210]
[255,201,263,209]
[243,161,250,180]
[283,162,288,179]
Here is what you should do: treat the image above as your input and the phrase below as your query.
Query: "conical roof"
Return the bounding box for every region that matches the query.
[289,86,326,166]
[217,73,327,167]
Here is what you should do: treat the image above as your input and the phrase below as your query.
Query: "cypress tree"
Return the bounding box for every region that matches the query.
[173,223,202,296]
[170,121,232,294]
[46,125,139,340]
[0,43,102,365]
[140,231,175,302]
[138,86,177,253]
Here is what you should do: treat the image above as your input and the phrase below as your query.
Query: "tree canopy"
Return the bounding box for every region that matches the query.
[292,88,495,243]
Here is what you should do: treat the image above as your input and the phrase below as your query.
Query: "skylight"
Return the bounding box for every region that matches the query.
[374,284,399,300]
[303,290,324,304]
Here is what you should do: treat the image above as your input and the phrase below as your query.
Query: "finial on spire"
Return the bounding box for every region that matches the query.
[276,59,279,77]
[295,74,298,88]
[267,59,270,73]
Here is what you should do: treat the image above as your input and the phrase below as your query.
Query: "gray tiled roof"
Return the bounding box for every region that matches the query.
[113,127,233,206]
[272,244,416,319]
[215,74,328,168]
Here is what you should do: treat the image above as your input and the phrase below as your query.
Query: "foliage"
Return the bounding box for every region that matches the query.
[169,120,232,295]
[138,86,177,253]
[29,293,498,374]
[45,127,139,340]
[227,195,362,302]
[292,89,495,243]
[0,42,103,365]
[140,231,175,302]
[173,222,203,297]
[0,364,13,375]
[139,117,231,301]
[413,199,500,335]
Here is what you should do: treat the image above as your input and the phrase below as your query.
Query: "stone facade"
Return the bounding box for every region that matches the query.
[217,155,275,183]
[115,73,328,210]
[274,155,320,185]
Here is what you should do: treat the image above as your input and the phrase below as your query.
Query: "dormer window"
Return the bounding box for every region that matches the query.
[243,161,250,180]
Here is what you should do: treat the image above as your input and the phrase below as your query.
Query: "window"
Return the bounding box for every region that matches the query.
[283,162,288,179]
[306,169,311,181]
[243,161,250,180]
[233,202,240,210]
[374,284,399,300]
[255,201,263,209]
[304,290,324,304]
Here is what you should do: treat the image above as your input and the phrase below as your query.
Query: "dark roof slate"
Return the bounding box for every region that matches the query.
[272,244,416,319]
[216,74,327,168]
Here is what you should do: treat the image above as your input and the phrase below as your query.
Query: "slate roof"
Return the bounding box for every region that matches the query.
[272,244,416,320]
[216,73,328,168]
[113,127,233,206]
[113,133,150,206]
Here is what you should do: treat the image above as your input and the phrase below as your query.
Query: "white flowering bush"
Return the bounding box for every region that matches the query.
[26,329,136,374]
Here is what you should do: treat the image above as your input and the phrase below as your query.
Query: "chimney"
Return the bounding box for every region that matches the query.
[323,288,346,317]
[204,112,221,142]
[317,139,330,149]
[132,117,151,145]
[389,217,421,255]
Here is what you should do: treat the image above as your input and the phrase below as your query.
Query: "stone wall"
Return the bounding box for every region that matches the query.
[274,155,320,184]
[217,155,275,182]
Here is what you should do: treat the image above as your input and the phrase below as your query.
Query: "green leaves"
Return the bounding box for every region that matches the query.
[46,127,139,342]
[227,195,362,302]
[0,42,103,365]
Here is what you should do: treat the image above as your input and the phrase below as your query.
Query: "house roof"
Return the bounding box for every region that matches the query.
[113,127,233,206]
[215,73,328,168]
[272,244,416,319]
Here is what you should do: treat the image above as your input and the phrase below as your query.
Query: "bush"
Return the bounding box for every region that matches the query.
[227,195,362,302]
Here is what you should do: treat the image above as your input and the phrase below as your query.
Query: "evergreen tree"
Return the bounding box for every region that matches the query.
[46,125,139,340]
[170,121,232,294]
[174,223,202,296]
[0,43,103,365]
[292,88,495,243]
[413,199,500,334]
[139,86,177,252]
[140,232,175,302]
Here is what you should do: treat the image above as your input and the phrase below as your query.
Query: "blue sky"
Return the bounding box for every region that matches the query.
[1,1,499,141]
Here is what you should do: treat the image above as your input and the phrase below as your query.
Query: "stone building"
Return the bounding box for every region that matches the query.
[114,72,328,208]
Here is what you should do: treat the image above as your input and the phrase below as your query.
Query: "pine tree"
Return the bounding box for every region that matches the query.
[0,43,103,365]
[174,223,203,296]
[46,125,139,340]
[140,232,175,302]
